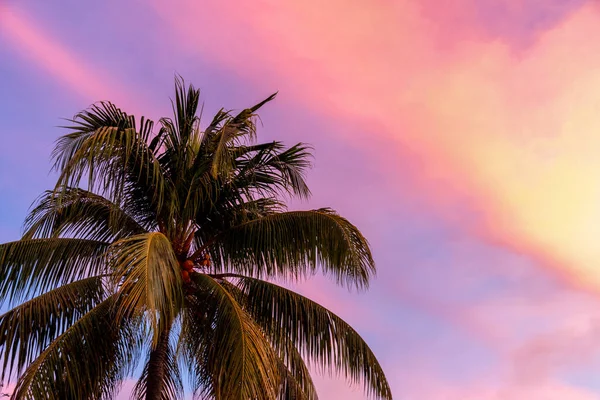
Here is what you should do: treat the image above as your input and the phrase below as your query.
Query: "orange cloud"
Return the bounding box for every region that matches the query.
[409,4,600,290]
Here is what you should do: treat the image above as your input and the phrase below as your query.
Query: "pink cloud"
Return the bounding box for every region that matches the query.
[5,1,600,398]
[407,379,599,400]
[0,4,144,111]
[509,302,600,383]
[147,2,600,396]
[150,0,600,296]
[0,382,14,397]
[6,0,598,297]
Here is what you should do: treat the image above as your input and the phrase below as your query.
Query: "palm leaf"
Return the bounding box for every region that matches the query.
[233,141,312,199]
[53,102,131,173]
[171,75,200,149]
[190,273,281,399]
[219,280,317,400]
[53,102,166,212]
[232,277,392,400]
[208,94,277,178]
[275,335,318,400]
[0,276,106,381]
[10,296,143,400]
[108,232,183,345]
[209,209,375,288]
[23,188,146,241]
[0,238,108,305]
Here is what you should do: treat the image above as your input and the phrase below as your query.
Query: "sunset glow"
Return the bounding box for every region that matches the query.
[3,1,600,398]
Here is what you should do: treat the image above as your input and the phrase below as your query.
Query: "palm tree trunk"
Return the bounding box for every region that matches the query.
[145,325,172,400]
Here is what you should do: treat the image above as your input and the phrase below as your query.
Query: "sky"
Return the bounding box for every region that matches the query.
[2,0,600,398]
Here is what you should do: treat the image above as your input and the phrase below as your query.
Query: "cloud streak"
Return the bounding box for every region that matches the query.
[4,0,600,398]
[0,4,146,110]
[152,0,600,294]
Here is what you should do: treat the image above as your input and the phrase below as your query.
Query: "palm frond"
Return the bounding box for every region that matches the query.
[159,77,201,184]
[275,334,318,400]
[0,238,108,305]
[219,280,317,400]
[53,102,131,173]
[0,276,106,382]
[189,273,281,399]
[54,103,136,192]
[207,93,277,178]
[278,365,315,400]
[10,296,144,400]
[232,277,392,400]
[233,141,312,199]
[209,209,375,288]
[23,188,146,241]
[192,197,285,245]
[108,232,183,345]
[172,75,200,149]
[53,102,166,211]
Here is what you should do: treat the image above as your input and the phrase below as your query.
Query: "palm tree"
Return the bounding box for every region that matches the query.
[0,78,392,400]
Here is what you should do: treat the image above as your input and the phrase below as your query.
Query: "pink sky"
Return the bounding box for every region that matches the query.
[2,1,600,399]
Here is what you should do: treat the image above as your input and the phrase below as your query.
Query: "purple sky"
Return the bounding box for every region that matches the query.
[3,1,600,399]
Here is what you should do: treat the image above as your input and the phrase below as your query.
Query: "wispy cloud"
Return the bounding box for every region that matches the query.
[151,0,600,293]
[0,4,141,109]
[4,1,600,398]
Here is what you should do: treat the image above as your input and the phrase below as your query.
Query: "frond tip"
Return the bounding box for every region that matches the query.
[211,208,376,288]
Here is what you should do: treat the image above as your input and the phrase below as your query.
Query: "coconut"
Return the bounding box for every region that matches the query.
[182,259,194,271]
[181,270,190,282]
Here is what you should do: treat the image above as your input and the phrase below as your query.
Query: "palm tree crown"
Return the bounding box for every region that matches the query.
[0,78,392,400]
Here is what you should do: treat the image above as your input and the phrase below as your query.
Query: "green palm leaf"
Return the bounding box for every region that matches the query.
[23,188,146,241]
[11,297,143,400]
[207,94,276,179]
[227,141,312,200]
[0,238,108,304]
[0,276,106,381]
[53,102,166,212]
[274,336,318,400]
[190,273,281,399]
[209,209,375,288]
[217,279,317,400]
[232,277,392,399]
[108,232,183,344]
